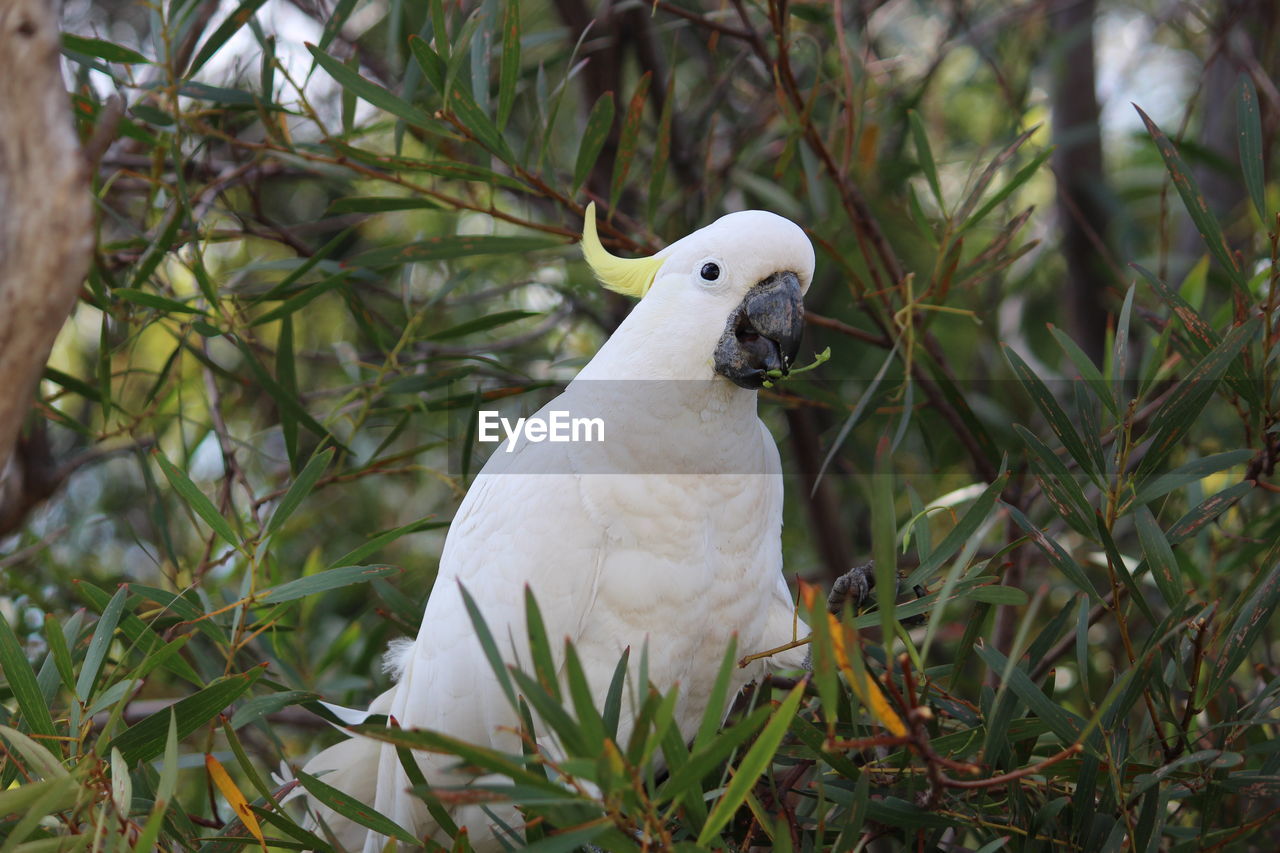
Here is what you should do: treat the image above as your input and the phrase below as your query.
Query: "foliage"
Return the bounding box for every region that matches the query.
[2,0,1279,850]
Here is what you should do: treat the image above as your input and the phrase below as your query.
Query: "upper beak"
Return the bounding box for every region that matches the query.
[714,271,805,389]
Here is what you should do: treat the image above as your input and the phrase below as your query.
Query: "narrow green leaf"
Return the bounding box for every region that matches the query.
[602,647,629,739]
[867,796,958,829]
[349,724,560,792]
[1236,74,1267,222]
[659,702,772,805]
[297,771,417,843]
[329,519,448,568]
[497,0,521,130]
[459,585,519,710]
[1049,323,1117,417]
[1134,449,1254,506]
[507,668,587,755]
[1113,282,1135,407]
[178,82,258,106]
[609,73,651,208]
[1167,481,1253,544]
[446,83,515,161]
[259,35,277,105]
[647,73,676,221]
[870,438,898,645]
[561,642,605,753]
[62,34,149,63]
[42,367,100,403]
[906,471,1006,587]
[256,565,396,604]
[517,823,611,853]
[1210,561,1280,695]
[1132,263,1218,354]
[354,236,563,268]
[0,727,67,780]
[277,314,299,470]
[697,684,806,845]
[427,310,539,341]
[154,451,239,548]
[0,610,58,743]
[965,585,1029,605]
[1006,503,1101,601]
[188,0,268,75]
[253,227,356,304]
[975,645,1083,747]
[75,582,204,684]
[962,145,1054,232]
[76,585,128,702]
[407,34,446,94]
[0,777,79,827]
[318,0,359,52]
[228,690,317,730]
[1005,345,1099,484]
[1013,424,1095,537]
[393,726,460,839]
[129,208,183,291]
[953,125,1036,225]
[1138,317,1260,475]
[692,637,738,751]
[230,337,346,451]
[132,711,178,853]
[266,448,335,534]
[334,145,529,189]
[1135,105,1243,285]
[523,588,560,701]
[113,288,205,315]
[574,92,615,192]
[307,43,434,127]
[1093,517,1157,624]
[109,670,262,763]
[908,110,944,212]
[1135,507,1183,608]
[42,614,75,696]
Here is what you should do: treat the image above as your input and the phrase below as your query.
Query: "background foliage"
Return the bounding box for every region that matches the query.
[2,0,1280,849]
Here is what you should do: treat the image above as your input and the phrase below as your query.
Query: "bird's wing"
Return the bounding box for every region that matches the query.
[390,426,607,748]
[756,417,810,672]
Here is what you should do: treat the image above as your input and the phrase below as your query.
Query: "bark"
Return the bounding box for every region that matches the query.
[1177,0,1280,271]
[0,0,94,532]
[785,407,854,582]
[1049,0,1112,365]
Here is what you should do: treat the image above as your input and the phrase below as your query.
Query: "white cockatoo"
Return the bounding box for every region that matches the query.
[302,203,817,850]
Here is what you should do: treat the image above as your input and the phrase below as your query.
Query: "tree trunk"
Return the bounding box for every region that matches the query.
[0,0,94,532]
[1050,0,1112,366]
[1176,0,1280,274]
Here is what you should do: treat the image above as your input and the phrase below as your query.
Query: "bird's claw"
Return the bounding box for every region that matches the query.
[827,561,928,625]
[828,561,876,614]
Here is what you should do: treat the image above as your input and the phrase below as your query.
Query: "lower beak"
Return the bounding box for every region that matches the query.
[714,271,805,389]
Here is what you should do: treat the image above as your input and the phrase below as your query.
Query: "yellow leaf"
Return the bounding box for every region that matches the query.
[826,609,907,738]
[205,753,267,852]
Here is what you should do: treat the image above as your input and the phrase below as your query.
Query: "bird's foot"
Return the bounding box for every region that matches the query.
[828,561,875,614]
[827,561,928,625]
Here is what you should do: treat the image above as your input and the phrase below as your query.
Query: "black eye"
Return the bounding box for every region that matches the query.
[699,262,721,282]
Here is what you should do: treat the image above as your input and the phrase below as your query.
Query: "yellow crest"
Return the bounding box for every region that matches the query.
[581,202,665,298]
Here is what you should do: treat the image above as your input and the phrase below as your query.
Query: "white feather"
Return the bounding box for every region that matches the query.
[299,209,816,850]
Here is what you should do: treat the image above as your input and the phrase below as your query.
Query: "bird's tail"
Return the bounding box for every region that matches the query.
[299,685,423,851]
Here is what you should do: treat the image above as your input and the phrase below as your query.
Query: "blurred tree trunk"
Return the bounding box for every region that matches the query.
[0,0,94,533]
[1049,0,1112,365]
[1177,0,1280,271]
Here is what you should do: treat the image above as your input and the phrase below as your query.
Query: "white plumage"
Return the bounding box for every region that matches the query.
[302,207,816,850]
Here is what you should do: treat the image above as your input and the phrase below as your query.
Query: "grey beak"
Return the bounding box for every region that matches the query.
[714,271,805,389]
